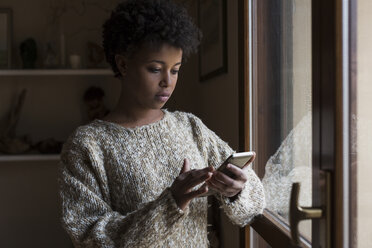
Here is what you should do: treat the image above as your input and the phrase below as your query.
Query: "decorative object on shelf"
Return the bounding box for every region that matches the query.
[44,42,58,68]
[0,136,31,154]
[60,25,66,68]
[0,8,13,69]
[34,138,63,154]
[46,1,116,69]
[0,89,32,154]
[83,86,110,121]
[86,42,105,68]
[3,89,27,138]
[198,0,227,82]
[20,38,37,69]
[69,54,82,69]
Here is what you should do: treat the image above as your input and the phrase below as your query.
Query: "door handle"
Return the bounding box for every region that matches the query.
[289,182,323,245]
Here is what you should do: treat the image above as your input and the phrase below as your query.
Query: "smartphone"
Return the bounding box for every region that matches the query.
[198,151,255,197]
[216,151,255,178]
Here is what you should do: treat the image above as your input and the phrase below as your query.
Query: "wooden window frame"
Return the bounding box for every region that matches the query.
[237,0,355,247]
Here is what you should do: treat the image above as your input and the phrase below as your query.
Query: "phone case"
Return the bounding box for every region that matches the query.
[217,152,255,178]
[198,152,255,197]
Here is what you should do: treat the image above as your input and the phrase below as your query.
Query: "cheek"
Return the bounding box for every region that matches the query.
[139,75,161,95]
[171,75,179,86]
[138,68,159,83]
[128,71,156,91]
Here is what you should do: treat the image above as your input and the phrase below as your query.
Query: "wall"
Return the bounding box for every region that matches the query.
[0,160,73,248]
[357,0,372,247]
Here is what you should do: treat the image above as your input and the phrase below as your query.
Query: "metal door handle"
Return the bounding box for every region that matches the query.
[289,182,323,245]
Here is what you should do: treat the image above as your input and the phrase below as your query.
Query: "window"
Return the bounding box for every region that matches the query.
[239,0,357,247]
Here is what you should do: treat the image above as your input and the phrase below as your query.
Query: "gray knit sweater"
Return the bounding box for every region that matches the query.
[59,110,265,248]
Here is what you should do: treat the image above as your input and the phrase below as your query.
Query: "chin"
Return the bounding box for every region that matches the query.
[154,100,169,108]
[149,102,166,110]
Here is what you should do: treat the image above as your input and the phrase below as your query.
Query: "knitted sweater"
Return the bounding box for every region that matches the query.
[59,110,265,248]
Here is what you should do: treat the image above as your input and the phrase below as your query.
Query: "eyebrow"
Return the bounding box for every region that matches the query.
[147,60,182,66]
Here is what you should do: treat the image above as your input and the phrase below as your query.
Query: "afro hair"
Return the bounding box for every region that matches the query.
[103,0,201,78]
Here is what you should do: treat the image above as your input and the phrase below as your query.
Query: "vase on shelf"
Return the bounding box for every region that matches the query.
[69,54,81,69]
[20,38,37,69]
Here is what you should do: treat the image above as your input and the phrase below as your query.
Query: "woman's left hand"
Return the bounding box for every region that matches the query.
[206,164,249,198]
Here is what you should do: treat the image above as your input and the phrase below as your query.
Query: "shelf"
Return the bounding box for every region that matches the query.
[0,154,60,162]
[0,69,113,76]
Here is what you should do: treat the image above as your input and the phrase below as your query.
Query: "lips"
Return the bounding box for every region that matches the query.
[155,92,171,102]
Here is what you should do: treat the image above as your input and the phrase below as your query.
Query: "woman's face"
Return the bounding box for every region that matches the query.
[118,43,183,110]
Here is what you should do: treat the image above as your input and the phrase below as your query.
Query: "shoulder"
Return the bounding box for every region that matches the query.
[61,121,106,158]
[166,110,206,128]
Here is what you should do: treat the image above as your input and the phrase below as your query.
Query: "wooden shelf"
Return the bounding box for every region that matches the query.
[0,69,113,76]
[0,154,60,162]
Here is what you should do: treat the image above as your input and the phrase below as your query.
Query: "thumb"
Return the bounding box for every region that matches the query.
[180,158,190,174]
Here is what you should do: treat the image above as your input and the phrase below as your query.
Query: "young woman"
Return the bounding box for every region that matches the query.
[59,0,265,247]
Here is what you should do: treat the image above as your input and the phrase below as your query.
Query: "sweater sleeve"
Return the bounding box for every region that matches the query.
[191,115,265,227]
[59,138,188,248]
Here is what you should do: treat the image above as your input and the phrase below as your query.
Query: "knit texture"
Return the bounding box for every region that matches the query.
[59,110,265,248]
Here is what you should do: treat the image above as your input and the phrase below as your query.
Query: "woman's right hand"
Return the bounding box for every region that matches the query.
[170,158,214,211]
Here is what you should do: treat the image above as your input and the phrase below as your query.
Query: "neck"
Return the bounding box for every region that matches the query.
[103,85,164,127]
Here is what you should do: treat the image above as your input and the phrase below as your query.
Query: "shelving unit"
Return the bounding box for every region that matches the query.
[0,154,60,162]
[0,68,115,162]
[0,69,112,76]
[0,68,117,162]
[0,0,121,163]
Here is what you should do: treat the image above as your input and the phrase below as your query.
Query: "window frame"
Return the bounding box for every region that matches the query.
[237,0,355,247]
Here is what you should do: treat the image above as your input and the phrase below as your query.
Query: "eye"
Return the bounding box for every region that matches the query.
[148,67,161,73]
[171,69,179,75]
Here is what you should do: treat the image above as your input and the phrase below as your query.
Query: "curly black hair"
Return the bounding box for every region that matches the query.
[103,0,201,78]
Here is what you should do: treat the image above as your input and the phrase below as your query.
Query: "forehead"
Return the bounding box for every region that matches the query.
[131,43,183,63]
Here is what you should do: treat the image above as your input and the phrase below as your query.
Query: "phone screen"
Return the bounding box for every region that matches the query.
[217,152,255,178]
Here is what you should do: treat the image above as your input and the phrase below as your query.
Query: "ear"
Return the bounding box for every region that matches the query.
[115,54,127,77]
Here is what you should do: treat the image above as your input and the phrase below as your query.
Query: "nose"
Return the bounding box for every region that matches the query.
[160,71,173,87]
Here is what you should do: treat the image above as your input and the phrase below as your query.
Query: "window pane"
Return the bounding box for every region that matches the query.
[356,0,372,247]
[255,0,312,241]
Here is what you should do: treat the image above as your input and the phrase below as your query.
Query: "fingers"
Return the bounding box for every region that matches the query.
[224,164,248,182]
[208,172,241,192]
[185,184,209,199]
[207,179,234,195]
[180,158,190,174]
[213,170,238,187]
[207,177,242,197]
[206,164,248,197]
[175,160,214,193]
[181,166,212,188]
[172,159,214,210]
